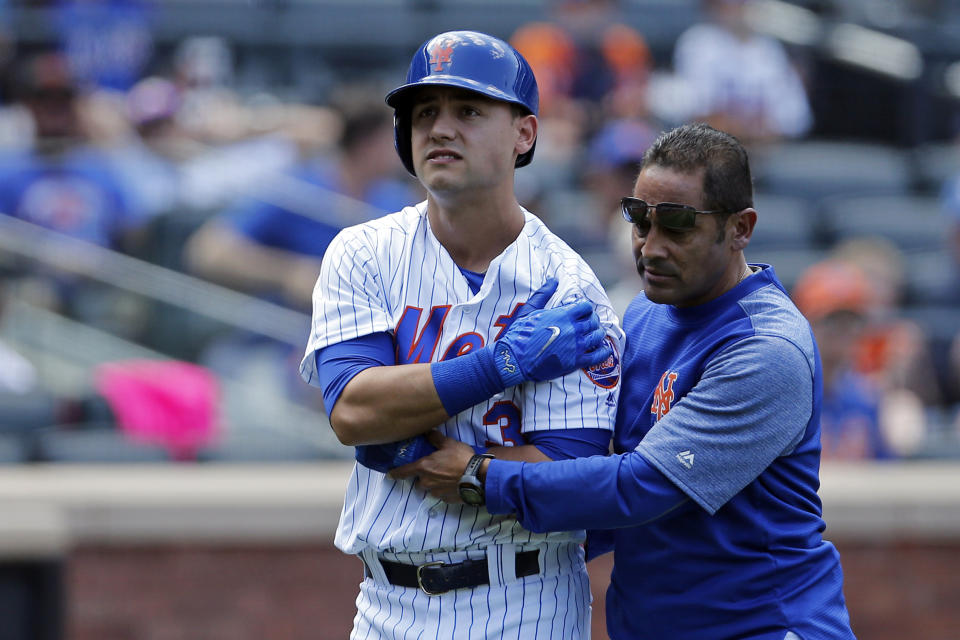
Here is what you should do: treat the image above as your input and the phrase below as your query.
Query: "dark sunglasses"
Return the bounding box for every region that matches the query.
[620,196,731,234]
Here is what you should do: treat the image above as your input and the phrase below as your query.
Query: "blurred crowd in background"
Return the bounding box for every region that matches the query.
[0,0,959,464]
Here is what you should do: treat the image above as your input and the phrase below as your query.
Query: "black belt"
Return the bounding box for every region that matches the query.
[366,550,540,596]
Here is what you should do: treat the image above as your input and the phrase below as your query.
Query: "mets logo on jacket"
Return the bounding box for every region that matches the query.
[650,370,679,421]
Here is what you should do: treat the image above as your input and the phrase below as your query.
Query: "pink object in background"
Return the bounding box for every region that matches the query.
[94,360,220,460]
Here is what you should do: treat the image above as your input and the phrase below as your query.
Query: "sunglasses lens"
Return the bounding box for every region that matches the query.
[656,205,697,230]
[621,199,645,224]
[621,199,703,235]
[621,199,652,234]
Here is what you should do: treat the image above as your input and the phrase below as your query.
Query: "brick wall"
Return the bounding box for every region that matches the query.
[66,545,360,640]
[63,539,960,640]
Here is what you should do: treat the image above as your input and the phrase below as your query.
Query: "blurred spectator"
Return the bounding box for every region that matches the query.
[793,257,928,459]
[54,0,154,92]
[0,51,147,250]
[0,50,160,340]
[671,0,813,147]
[511,0,652,120]
[184,97,416,310]
[182,94,416,404]
[832,236,942,409]
[510,0,653,185]
[107,72,311,221]
[102,75,200,218]
[170,36,252,146]
[575,118,654,314]
[793,259,897,459]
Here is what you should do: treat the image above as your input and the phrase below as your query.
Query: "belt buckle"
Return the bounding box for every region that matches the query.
[416,560,447,596]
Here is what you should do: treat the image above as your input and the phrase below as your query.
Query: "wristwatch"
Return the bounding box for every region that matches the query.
[458,453,495,506]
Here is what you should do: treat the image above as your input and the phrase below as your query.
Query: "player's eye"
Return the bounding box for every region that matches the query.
[414,106,436,120]
[461,105,480,117]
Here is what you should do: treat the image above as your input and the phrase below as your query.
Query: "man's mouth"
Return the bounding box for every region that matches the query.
[639,263,676,282]
[427,149,461,161]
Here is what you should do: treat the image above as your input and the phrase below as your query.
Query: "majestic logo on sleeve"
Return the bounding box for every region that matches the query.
[583,336,621,388]
[650,370,679,421]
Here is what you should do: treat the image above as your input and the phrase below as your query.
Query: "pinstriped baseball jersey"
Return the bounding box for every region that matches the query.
[300,201,623,556]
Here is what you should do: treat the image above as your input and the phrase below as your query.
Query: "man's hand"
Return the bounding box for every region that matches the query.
[494,298,612,387]
[389,431,475,503]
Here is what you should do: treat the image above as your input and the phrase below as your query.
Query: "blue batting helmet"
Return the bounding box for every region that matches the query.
[385,30,539,176]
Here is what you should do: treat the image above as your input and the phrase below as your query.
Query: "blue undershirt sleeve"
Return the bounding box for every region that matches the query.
[524,428,611,460]
[485,451,689,533]
[316,332,395,417]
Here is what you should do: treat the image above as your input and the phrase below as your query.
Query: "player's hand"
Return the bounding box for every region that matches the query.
[493,299,612,387]
[389,431,474,503]
[516,277,560,319]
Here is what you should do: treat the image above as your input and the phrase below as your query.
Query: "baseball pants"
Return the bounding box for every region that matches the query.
[352,543,591,639]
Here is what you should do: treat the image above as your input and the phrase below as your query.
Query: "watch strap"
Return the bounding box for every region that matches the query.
[464,453,494,478]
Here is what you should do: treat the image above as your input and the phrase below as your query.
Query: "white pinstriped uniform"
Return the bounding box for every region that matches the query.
[300,201,623,639]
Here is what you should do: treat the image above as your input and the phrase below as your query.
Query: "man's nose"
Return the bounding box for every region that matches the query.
[429,110,456,140]
[639,225,668,260]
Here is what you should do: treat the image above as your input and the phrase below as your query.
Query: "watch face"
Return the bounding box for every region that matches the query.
[460,486,484,506]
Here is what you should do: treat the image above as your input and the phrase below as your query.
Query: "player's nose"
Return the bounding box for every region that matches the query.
[428,109,457,140]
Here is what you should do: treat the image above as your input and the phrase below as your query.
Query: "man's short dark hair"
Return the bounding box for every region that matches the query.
[641,122,753,214]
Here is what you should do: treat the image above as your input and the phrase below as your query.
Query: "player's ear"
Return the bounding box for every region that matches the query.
[728,208,756,251]
[514,114,537,157]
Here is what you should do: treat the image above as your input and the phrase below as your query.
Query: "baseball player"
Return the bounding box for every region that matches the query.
[299,31,624,639]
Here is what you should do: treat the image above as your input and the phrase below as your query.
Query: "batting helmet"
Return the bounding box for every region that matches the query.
[385,30,539,176]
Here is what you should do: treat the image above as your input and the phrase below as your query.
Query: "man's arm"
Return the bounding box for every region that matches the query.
[329,362,449,445]
[483,451,689,532]
[322,282,611,446]
[185,221,321,309]
[482,336,814,530]
[390,430,610,503]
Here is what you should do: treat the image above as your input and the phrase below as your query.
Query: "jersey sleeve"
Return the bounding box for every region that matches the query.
[485,449,690,533]
[636,335,813,514]
[520,272,625,434]
[299,228,393,386]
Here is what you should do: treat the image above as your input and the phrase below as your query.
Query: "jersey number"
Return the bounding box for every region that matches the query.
[483,401,523,447]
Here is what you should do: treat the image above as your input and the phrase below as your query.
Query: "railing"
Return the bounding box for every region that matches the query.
[0,215,311,347]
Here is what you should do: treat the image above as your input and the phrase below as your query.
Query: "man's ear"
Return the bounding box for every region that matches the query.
[515,114,537,156]
[729,208,757,251]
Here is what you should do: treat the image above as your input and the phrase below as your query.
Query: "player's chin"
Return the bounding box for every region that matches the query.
[420,170,461,193]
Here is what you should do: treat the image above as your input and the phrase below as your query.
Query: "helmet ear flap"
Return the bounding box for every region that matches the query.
[393,109,416,177]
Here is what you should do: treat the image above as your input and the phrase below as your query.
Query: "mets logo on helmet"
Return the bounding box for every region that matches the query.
[583,336,621,389]
[429,42,453,72]
[650,370,679,421]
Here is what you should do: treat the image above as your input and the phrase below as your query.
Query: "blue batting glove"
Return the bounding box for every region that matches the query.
[493,299,612,387]
[516,277,559,318]
[355,435,437,473]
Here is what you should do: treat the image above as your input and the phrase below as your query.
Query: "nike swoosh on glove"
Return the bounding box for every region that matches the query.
[493,300,612,387]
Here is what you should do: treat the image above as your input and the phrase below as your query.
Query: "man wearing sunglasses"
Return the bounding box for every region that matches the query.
[402,123,856,639]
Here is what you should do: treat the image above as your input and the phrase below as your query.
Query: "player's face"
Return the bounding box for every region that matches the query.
[629,165,744,307]
[409,88,535,195]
